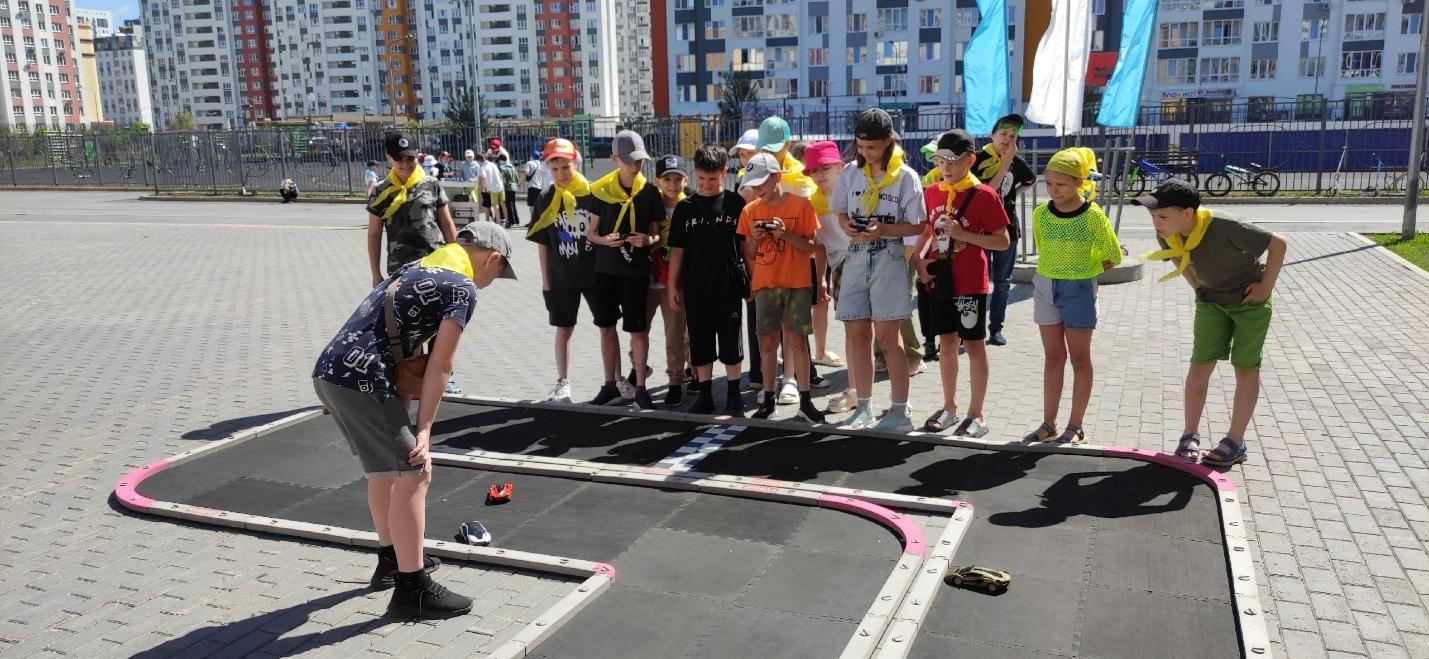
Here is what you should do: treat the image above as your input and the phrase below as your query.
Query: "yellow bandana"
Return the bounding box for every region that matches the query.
[1142,208,1213,283]
[938,171,982,196]
[590,169,647,234]
[418,243,475,280]
[974,144,1002,180]
[779,153,815,196]
[810,188,832,216]
[371,167,427,220]
[526,171,591,237]
[860,145,907,215]
[1045,147,1099,202]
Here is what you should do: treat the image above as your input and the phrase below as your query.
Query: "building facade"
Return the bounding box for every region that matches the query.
[142,0,242,130]
[1,0,86,131]
[94,24,153,127]
[264,0,379,120]
[74,6,110,36]
[534,0,651,118]
[76,21,100,122]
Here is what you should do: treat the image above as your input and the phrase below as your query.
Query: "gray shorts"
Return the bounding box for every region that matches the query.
[312,378,423,479]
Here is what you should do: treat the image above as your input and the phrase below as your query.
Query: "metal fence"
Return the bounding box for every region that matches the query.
[1,97,1424,197]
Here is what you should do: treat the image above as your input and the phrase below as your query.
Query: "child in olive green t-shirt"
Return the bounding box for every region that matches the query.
[1135,180,1287,468]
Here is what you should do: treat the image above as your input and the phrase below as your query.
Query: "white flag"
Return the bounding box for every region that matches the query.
[1026,0,1093,136]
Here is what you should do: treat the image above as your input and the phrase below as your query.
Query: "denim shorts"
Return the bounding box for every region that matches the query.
[1032,274,1099,330]
[837,238,913,322]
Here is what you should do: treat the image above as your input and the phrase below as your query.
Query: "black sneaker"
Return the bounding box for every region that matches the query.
[387,572,473,620]
[924,346,940,362]
[988,331,1007,346]
[723,396,745,417]
[688,390,715,414]
[811,375,832,390]
[663,386,684,407]
[752,394,776,420]
[588,384,622,406]
[796,400,826,424]
[371,553,441,590]
[625,366,654,387]
[633,387,656,410]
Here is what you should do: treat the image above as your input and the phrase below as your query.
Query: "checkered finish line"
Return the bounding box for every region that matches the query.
[653,424,747,472]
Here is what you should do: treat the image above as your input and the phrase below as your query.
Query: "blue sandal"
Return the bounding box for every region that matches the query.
[1175,433,1202,462]
[1202,437,1247,467]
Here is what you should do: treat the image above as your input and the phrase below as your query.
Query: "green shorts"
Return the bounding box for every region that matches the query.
[1192,299,1272,369]
[754,287,813,336]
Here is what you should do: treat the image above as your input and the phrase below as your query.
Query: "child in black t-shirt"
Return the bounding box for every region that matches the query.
[668,143,749,416]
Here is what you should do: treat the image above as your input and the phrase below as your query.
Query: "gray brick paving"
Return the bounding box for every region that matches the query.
[2,192,1428,657]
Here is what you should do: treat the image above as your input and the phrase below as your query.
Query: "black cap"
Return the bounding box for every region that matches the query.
[1131,179,1202,210]
[853,108,894,141]
[934,129,976,159]
[993,113,1026,134]
[655,154,685,178]
[384,132,419,160]
[365,160,380,168]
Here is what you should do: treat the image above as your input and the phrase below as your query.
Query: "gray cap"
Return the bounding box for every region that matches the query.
[612,130,651,163]
[455,222,517,280]
[740,152,783,189]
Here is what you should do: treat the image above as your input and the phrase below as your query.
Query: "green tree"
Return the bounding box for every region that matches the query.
[169,110,195,131]
[444,86,488,133]
[717,67,759,122]
[130,121,151,133]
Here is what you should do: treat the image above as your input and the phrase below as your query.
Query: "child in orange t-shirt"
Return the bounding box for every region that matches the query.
[736,152,824,424]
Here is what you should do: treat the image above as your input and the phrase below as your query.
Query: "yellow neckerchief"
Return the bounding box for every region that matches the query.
[590,169,647,234]
[660,192,685,256]
[860,145,907,215]
[779,152,815,195]
[526,171,591,237]
[810,187,833,216]
[938,171,982,195]
[974,144,1002,180]
[417,243,475,280]
[1142,208,1213,283]
[736,167,746,180]
[371,167,427,220]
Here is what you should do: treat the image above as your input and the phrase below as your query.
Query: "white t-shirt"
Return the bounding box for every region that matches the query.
[830,162,927,247]
[479,161,502,192]
[530,161,554,191]
[815,209,852,259]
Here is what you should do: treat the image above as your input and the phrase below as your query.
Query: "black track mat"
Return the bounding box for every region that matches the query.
[138,412,905,657]
[141,402,1242,658]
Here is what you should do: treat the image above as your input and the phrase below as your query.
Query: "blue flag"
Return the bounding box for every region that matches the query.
[1096,0,1158,127]
[964,0,1010,135]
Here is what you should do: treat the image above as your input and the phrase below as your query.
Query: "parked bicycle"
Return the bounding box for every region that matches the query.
[1112,157,1199,196]
[1204,155,1280,197]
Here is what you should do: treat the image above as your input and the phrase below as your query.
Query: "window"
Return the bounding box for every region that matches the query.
[876,40,906,66]
[1200,56,1239,82]
[1249,58,1276,79]
[877,8,906,32]
[1344,13,1385,40]
[732,47,763,71]
[917,75,939,94]
[1341,50,1382,78]
[847,13,866,32]
[1298,56,1325,78]
[1302,19,1325,41]
[733,16,762,38]
[1398,52,1418,75]
[1404,14,1421,35]
[808,47,828,66]
[1159,22,1198,48]
[1157,57,1197,84]
[1252,22,1277,43]
[705,20,725,38]
[675,54,695,72]
[1202,19,1241,45]
[879,74,905,95]
[811,15,827,33]
[919,8,940,28]
[846,45,866,64]
[919,41,940,61]
[848,78,867,95]
[675,23,694,40]
[766,14,795,37]
[809,79,829,97]
[955,8,978,27]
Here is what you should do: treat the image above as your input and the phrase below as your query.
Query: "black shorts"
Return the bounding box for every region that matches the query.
[542,287,596,328]
[591,272,650,332]
[685,294,744,366]
[527,187,540,208]
[930,293,989,341]
[480,192,493,208]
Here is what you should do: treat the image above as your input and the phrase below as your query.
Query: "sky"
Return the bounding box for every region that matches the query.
[77,0,139,24]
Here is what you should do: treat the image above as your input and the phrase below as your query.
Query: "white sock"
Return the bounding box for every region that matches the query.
[857,397,872,414]
[890,401,908,417]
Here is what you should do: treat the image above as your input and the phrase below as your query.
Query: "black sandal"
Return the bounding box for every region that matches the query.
[1023,422,1057,442]
[1175,433,1201,462]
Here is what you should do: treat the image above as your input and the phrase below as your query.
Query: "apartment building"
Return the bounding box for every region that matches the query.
[142,0,242,130]
[94,24,154,127]
[74,6,110,36]
[535,0,652,118]
[1,0,86,131]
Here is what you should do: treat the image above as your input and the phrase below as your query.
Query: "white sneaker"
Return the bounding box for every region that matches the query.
[616,378,636,401]
[840,408,876,429]
[825,389,857,414]
[776,379,799,405]
[545,379,572,403]
[909,361,927,377]
[872,406,915,433]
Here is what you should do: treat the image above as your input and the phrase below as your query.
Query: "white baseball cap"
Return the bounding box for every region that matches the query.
[733,128,760,154]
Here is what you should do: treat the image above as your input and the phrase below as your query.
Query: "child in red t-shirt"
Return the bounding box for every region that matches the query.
[913,130,1010,438]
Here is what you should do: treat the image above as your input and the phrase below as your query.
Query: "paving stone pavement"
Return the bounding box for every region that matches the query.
[1,192,1428,658]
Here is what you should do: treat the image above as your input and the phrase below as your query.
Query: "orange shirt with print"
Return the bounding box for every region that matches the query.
[735,193,820,292]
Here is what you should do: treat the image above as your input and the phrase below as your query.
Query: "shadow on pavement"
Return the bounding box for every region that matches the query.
[987,463,1196,528]
[181,407,322,441]
[131,587,376,658]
